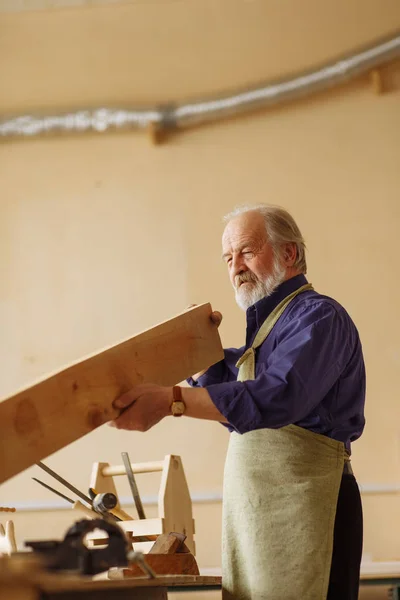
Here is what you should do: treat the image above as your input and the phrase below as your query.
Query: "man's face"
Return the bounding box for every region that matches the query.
[222,212,286,310]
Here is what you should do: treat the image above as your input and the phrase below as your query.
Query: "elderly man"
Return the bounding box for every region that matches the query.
[112,205,365,600]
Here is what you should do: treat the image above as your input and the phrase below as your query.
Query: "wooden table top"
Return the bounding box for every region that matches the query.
[38,574,222,593]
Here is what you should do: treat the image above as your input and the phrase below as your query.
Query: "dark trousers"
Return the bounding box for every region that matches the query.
[327,474,363,600]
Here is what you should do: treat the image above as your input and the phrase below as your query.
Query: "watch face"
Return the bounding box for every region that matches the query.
[172,401,185,416]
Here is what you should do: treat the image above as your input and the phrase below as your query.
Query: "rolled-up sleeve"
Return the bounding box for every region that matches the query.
[203,304,353,433]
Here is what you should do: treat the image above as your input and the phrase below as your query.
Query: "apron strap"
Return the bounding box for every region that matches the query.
[236,283,313,382]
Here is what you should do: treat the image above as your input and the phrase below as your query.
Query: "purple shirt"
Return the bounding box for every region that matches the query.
[189,274,366,452]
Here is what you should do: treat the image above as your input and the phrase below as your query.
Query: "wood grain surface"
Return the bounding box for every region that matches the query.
[0,304,223,484]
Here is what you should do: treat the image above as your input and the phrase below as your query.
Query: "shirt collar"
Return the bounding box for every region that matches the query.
[245,274,308,342]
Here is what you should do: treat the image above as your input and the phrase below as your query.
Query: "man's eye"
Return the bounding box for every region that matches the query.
[243,251,253,258]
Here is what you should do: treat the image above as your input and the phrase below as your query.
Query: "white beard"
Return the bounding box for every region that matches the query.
[234,258,286,311]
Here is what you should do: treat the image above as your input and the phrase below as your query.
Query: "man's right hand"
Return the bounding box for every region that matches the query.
[186,304,223,328]
[210,310,223,327]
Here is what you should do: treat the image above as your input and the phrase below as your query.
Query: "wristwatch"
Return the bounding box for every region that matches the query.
[170,386,186,417]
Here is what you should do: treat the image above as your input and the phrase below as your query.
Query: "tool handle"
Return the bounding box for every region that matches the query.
[73,501,98,518]
[109,506,134,521]
[90,487,133,521]
[102,461,164,476]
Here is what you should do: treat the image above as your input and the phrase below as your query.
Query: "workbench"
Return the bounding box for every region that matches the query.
[0,570,222,600]
[360,562,400,598]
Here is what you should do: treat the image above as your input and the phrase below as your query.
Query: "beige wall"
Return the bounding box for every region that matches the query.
[1,2,400,597]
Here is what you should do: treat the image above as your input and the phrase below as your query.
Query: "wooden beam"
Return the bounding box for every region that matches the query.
[370,69,384,94]
[0,304,223,484]
[147,122,166,145]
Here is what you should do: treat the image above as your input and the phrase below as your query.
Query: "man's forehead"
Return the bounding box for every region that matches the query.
[222,230,254,249]
[222,215,266,250]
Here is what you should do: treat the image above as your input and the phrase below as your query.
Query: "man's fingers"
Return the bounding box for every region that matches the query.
[186,305,222,327]
[113,391,136,410]
[109,405,134,429]
[211,311,223,326]
[113,383,154,410]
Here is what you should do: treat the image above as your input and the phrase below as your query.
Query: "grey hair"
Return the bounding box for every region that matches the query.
[223,204,307,274]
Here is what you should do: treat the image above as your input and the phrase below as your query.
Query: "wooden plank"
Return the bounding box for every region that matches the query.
[0,555,221,593]
[361,572,400,580]
[88,518,162,543]
[0,304,223,484]
[0,586,39,600]
[120,518,163,537]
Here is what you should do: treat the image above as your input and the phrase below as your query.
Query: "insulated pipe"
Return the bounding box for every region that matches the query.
[0,32,399,139]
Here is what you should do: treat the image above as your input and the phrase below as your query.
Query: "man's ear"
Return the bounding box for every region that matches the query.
[283,243,297,267]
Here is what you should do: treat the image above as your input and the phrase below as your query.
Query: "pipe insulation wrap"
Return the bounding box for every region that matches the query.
[0,33,399,138]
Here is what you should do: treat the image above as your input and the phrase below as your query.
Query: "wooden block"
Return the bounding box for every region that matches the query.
[148,533,186,555]
[147,122,166,145]
[0,304,223,484]
[370,69,384,94]
[120,553,200,578]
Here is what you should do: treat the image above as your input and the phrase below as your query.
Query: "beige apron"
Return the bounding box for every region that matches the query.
[222,284,346,600]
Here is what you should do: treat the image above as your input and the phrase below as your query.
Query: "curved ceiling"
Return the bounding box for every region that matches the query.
[0,0,399,112]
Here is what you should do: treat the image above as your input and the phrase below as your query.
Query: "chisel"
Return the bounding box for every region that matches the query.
[36,461,129,522]
[32,477,98,518]
[36,461,93,506]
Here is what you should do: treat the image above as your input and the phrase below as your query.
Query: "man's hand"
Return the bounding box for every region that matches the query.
[110,384,227,429]
[186,304,223,328]
[210,310,223,327]
[109,383,172,432]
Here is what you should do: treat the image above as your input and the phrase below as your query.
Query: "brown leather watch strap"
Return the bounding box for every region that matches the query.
[171,386,186,417]
[172,385,183,402]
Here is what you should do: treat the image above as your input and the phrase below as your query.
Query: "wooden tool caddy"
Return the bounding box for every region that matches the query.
[87,453,198,577]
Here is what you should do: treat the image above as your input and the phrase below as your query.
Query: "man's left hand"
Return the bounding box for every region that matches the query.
[109,384,172,432]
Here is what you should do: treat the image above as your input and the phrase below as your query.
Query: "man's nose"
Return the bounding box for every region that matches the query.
[231,255,247,278]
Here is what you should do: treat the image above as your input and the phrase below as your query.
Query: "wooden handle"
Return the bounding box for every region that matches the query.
[109,506,134,521]
[102,461,164,477]
[74,500,132,521]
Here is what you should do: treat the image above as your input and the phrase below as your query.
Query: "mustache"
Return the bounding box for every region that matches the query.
[234,271,259,289]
